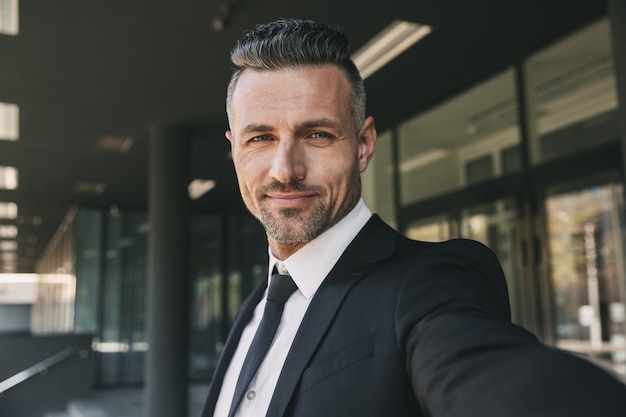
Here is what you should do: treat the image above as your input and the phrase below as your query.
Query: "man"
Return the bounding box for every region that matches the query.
[201,18,626,417]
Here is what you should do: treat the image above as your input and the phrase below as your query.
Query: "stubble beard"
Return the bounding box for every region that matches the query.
[252,172,361,245]
[259,203,328,244]
[255,181,329,244]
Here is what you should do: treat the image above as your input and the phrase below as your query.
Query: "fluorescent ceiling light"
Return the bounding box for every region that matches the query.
[352,20,432,79]
[400,149,449,173]
[0,202,17,219]
[0,240,17,251]
[0,225,17,238]
[0,0,19,36]
[0,166,18,189]
[0,252,17,261]
[188,179,216,200]
[0,102,19,141]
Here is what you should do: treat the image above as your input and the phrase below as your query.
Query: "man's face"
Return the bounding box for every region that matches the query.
[226,65,376,257]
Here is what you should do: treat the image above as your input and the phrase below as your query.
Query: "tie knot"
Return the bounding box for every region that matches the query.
[267,274,297,303]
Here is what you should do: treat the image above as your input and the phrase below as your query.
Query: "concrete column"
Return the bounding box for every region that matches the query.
[608,0,626,174]
[145,125,190,417]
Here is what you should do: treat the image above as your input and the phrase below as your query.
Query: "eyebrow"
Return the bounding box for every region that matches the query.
[240,118,339,135]
[298,118,338,130]
[241,124,274,133]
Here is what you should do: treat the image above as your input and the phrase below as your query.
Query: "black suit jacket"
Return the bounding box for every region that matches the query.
[202,215,626,417]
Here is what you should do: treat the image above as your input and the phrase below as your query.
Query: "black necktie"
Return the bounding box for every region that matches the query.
[228,272,297,417]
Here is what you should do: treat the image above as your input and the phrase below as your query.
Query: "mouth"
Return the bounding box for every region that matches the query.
[265,192,316,209]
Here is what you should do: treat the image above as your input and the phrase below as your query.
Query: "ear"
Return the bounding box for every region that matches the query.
[357,116,377,172]
[225,130,234,149]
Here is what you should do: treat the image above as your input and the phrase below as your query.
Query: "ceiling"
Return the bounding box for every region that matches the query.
[0,0,608,272]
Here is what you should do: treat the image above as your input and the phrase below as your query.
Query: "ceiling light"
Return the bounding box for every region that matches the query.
[352,20,432,80]
[0,252,17,261]
[400,149,449,173]
[0,240,17,251]
[188,179,216,200]
[0,225,17,238]
[0,202,17,219]
[0,166,18,189]
[0,102,19,141]
[96,135,134,153]
[0,0,19,36]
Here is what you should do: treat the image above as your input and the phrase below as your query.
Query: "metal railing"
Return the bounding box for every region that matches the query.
[0,346,90,396]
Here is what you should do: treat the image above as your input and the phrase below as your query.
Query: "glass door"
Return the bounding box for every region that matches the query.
[545,183,626,373]
[460,199,520,322]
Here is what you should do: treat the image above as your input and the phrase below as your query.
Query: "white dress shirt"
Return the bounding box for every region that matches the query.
[213,199,372,417]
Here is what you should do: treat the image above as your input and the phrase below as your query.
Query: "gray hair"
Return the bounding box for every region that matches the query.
[226,18,366,133]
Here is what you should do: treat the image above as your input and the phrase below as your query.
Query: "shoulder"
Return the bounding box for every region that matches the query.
[396,236,511,321]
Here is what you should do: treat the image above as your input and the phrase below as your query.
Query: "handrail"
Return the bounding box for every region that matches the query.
[0,346,90,396]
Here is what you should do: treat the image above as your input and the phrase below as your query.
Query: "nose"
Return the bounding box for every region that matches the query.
[268,139,306,183]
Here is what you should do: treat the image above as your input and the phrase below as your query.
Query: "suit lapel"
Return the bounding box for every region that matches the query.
[266,215,398,416]
[201,280,268,417]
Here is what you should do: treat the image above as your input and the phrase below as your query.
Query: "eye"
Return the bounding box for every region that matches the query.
[308,131,335,140]
[249,134,274,142]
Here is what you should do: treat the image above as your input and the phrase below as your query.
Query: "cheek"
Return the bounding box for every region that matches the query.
[317,157,358,196]
[235,159,265,198]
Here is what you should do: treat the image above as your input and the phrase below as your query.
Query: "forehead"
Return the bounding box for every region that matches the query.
[229,66,352,120]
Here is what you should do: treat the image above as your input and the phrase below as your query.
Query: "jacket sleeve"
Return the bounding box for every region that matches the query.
[396,238,626,417]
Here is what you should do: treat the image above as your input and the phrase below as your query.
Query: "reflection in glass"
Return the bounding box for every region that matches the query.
[398,69,519,206]
[461,200,519,323]
[525,18,619,163]
[405,216,450,242]
[546,183,626,375]
[361,130,396,228]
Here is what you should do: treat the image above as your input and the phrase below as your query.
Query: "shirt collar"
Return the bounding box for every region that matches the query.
[268,199,372,299]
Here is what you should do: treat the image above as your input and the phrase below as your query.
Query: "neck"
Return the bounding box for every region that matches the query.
[268,237,307,260]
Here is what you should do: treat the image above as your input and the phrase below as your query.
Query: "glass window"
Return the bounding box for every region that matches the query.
[74,210,103,333]
[398,69,519,206]
[361,129,397,228]
[545,183,626,371]
[461,199,520,322]
[189,214,223,379]
[405,216,451,242]
[98,209,147,385]
[525,18,618,164]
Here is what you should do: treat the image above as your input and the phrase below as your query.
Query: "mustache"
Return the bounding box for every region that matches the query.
[260,181,323,195]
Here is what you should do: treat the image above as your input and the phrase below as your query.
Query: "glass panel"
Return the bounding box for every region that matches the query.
[405,216,451,242]
[525,18,619,164]
[465,154,494,185]
[546,183,626,375]
[461,199,520,323]
[32,209,77,334]
[361,129,397,228]
[398,69,519,206]
[74,210,103,333]
[227,212,267,322]
[98,209,147,385]
[189,214,223,379]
